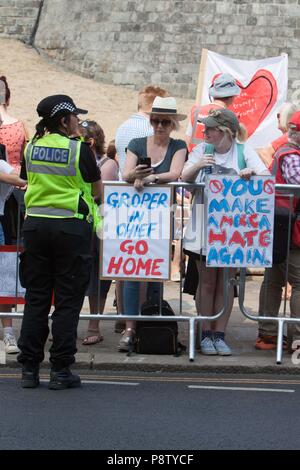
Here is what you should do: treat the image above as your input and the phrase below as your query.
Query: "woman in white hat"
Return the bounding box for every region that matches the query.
[119,96,187,352]
[123,96,187,190]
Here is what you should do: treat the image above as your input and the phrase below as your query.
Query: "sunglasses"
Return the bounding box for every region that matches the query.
[150,118,172,127]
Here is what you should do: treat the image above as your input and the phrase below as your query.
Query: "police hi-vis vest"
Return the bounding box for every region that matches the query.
[24,133,95,223]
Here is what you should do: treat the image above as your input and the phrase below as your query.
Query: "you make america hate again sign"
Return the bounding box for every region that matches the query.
[101,184,172,280]
[206,176,275,267]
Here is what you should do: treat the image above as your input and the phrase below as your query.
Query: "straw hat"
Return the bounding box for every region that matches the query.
[148,96,187,121]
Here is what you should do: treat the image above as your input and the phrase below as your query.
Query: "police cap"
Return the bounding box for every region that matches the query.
[37,94,88,119]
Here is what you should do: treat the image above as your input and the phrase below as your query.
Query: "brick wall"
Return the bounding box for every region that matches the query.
[1,0,300,98]
[0,0,41,42]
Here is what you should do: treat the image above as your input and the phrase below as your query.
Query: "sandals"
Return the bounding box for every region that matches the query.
[82,332,104,346]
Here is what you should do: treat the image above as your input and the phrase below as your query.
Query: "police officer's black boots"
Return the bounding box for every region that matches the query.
[48,367,81,390]
[21,363,40,388]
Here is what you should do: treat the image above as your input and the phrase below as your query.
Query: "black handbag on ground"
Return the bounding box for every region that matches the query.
[135,300,185,356]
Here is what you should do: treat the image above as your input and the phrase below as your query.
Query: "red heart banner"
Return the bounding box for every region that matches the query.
[228,70,278,137]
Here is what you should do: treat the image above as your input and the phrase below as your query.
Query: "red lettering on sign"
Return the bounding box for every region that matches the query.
[220,216,233,228]
[248,214,259,228]
[123,258,136,275]
[120,240,133,254]
[229,231,246,247]
[244,230,258,246]
[208,229,227,244]
[259,230,271,247]
[135,240,148,255]
[151,259,163,276]
[107,257,123,274]
[239,214,247,227]
[263,179,275,195]
[136,258,152,275]
[209,179,223,194]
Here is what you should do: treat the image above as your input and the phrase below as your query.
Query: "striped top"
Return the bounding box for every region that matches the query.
[115,113,153,176]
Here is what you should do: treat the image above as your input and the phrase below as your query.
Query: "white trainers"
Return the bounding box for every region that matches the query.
[201,336,217,355]
[3,334,19,354]
[213,338,232,356]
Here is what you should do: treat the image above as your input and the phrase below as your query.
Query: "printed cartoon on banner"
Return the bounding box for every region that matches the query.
[100,184,172,280]
[206,175,275,267]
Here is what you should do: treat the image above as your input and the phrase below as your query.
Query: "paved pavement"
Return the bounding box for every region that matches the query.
[1,275,299,374]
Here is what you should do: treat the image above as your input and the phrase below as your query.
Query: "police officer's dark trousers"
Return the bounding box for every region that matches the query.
[18,216,92,369]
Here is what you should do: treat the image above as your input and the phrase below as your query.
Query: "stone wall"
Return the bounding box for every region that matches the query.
[0,0,41,42]
[1,0,300,98]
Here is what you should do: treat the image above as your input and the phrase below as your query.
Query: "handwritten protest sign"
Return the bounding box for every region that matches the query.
[100,184,172,280]
[206,176,275,267]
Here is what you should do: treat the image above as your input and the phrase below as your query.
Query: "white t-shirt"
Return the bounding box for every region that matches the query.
[185,141,267,176]
[183,141,269,254]
[0,160,14,215]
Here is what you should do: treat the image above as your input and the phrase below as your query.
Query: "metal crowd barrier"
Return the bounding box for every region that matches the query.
[1,181,300,364]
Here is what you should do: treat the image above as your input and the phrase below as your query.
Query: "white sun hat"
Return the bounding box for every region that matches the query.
[149,96,187,121]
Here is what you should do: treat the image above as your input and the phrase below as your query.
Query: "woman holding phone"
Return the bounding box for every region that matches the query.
[119,96,187,351]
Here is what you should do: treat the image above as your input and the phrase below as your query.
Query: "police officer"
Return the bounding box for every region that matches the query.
[17,95,101,390]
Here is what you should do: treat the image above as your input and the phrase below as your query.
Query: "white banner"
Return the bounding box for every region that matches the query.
[200,50,288,148]
[100,184,172,280]
[206,175,275,267]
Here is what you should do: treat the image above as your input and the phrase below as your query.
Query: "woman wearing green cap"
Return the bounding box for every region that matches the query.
[182,108,269,356]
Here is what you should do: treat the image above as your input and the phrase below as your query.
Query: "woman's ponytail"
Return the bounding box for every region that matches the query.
[32,118,46,143]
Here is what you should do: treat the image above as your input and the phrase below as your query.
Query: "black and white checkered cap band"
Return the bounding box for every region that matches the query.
[50,102,76,117]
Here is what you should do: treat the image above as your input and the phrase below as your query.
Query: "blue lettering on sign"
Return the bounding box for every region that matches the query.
[31,147,70,164]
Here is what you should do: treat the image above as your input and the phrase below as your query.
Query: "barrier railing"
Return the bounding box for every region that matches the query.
[1,181,300,364]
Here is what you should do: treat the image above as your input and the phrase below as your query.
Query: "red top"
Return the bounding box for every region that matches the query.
[0,120,27,170]
[271,133,288,152]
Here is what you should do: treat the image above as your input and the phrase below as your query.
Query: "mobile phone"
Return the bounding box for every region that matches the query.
[139,157,151,168]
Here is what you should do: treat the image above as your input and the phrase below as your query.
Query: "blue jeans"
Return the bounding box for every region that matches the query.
[123,281,140,316]
[123,281,163,316]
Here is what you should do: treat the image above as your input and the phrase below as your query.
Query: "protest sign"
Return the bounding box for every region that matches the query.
[100,184,172,280]
[196,49,288,147]
[206,176,275,267]
[0,246,25,303]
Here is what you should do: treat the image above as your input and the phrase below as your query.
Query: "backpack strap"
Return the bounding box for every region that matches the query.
[98,156,110,169]
[236,143,246,170]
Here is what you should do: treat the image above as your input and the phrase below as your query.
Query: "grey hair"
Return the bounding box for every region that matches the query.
[278,102,300,132]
